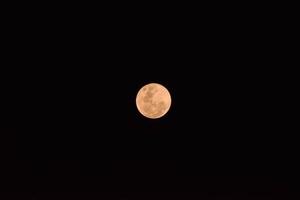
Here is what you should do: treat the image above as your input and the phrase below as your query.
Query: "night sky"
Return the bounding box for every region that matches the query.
[3,5,293,199]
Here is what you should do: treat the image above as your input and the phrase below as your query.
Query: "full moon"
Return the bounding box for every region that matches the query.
[136,83,172,119]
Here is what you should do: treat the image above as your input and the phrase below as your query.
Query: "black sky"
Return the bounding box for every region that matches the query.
[3,5,293,199]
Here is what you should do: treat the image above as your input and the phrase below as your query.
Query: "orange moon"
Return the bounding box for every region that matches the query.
[136,83,171,119]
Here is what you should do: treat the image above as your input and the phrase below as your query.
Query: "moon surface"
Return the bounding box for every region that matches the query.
[136,83,171,119]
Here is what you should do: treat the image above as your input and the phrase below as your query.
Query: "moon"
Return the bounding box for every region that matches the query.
[136,83,172,119]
